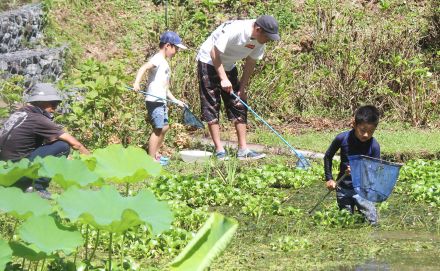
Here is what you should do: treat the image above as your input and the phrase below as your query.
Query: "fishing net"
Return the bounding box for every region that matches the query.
[182,107,204,129]
[348,155,403,202]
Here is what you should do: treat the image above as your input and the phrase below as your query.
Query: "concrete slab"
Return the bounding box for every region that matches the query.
[197,137,338,160]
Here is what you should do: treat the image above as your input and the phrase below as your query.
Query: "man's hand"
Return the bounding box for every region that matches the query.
[326,179,337,191]
[221,79,233,93]
[237,90,247,101]
[133,83,140,92]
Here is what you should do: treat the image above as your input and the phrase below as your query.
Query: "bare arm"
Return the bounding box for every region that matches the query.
[133,62,155,91]
[238,56,257,99]
[58,133,90,155]
[210,46,232,93]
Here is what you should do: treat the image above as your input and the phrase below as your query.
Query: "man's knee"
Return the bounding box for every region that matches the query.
[56,141,71,156]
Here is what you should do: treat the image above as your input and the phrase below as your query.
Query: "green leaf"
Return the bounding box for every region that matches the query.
[0,187,52,219]
[170,213,238,271]
[57,186,172,234]
[37,156,103,189]
[9,241,48,261]
[91,144,161,183]
[0,159,40,187]
[129,189,173,235]
[0,238,12,270]
[18,215,83,255]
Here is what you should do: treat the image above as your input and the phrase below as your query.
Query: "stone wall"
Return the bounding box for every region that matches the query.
[0,4,43,53]
[0,3,67,86]
[0,46,67,87]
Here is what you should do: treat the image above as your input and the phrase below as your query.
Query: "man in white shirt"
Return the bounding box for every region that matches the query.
[196,15,280,160]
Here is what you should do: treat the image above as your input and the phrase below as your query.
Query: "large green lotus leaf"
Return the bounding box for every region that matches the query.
[91,144,161,183]
[128,189,173,235]
[170,213,238,271]
[9,241,48,261]
[57,186,172,234]
[0,187,52,219]
[18,215,83,255]
[0,159,40,187]
[37,156,103,189]
[0,238,12,270]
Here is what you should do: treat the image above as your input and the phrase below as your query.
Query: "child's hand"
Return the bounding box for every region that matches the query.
[176,100,186,108]
[345,165,351,176]
[326,179,336,190]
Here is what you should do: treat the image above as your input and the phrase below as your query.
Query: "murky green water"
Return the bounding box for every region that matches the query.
[338,230,440,271]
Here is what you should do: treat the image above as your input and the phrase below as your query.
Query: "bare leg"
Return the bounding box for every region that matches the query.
[148,125,169,158]
[235,122,247,150]
[208,123,224,152]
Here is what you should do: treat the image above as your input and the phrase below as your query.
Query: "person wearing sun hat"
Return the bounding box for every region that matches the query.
[0,82,90,198]
[196,15,280,161]
[133,31,187,164]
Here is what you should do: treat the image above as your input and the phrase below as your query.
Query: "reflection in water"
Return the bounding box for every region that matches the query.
[339,261,390,271]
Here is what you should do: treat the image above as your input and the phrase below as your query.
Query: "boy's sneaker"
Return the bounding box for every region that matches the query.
[215,150,229,161]
[237,149,266,160]
[157,156,169,166]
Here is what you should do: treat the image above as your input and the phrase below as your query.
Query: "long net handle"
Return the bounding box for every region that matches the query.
[230,92,310,168]
[308,173,347,214]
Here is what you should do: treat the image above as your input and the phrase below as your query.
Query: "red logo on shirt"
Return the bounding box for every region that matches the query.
[245,44,255,49]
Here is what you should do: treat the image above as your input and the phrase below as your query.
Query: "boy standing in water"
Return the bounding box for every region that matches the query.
[133,31,187,163]
[324,105,380,225]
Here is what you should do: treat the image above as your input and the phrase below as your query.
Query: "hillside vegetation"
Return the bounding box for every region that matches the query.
[3,0,439,149]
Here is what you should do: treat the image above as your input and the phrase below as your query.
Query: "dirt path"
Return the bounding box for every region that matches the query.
[198,137,332,160]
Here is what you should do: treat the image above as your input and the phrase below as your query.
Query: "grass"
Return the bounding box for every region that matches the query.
[0,0,37,11]
[244,122,440,160]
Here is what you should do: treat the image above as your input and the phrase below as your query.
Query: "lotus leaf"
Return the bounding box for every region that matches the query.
[129,189,174,235]
[0,187,52,219]
[91,144,161,183]
[37,156,102,189]
[170,213,238,271]
[0,159,40,187]
[9,241,48,261]
[0,238,12,270]
[18,215,83,255]
[57,186,172,234]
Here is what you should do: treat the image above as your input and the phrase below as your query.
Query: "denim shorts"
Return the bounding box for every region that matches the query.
[146,101,168,129]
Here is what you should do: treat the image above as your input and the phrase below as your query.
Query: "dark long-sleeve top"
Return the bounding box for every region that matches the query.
[324,129,380,189]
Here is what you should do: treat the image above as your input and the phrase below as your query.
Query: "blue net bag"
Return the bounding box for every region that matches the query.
[348,155,403,202]
[183,107,204,129]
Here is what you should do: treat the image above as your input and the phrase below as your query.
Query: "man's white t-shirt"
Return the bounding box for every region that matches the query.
[146,53,170,102]
[196,19,265,71]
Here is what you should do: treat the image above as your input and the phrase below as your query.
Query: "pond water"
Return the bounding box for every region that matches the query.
[338,230,440,271]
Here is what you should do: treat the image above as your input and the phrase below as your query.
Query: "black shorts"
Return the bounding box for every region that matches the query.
[197,61,247,124]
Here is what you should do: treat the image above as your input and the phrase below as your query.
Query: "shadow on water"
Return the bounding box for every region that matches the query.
[337,230,440,271]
